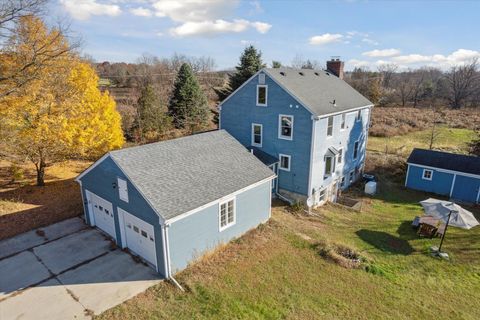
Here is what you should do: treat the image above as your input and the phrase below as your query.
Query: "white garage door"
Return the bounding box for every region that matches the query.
[118,208,157,268]
[86,190,116,240]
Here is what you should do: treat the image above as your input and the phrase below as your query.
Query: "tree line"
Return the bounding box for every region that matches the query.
[345,60,480,109]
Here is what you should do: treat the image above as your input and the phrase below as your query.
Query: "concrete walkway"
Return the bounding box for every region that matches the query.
[0,218,162,320]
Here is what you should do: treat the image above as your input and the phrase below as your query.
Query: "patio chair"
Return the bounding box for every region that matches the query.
[417,223,438,238]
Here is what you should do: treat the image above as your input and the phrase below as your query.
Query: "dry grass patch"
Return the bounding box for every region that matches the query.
[0,160,90,240]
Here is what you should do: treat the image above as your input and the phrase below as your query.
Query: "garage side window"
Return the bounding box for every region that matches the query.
[118,178,129,203]
[219,198,235,231]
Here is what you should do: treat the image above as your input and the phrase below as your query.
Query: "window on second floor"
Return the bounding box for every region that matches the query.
[340,114,346,130]
[324,155,335,178]
[278,115,293,140]
[257,85,267,106]
[251,123,262,147]
[117,177,128,203]
[327,116,333,137]
[353,141,359,159]
[338,148,343,164]
[356,109,362,121]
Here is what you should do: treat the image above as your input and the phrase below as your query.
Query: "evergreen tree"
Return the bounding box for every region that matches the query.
[168,63,209,133]
[216,45,265,101]
[272,60,282,68]
[136,84,171,142]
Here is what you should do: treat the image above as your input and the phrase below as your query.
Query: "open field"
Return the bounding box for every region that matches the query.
[370,107,480,137]
[99,179,480,320]
[0,160,90,240]
[368,127,476,157]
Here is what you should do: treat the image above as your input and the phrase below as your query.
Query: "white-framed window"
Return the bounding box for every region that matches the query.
[256,85,267,106]
[338,148,343,164]
[340,113,346,130]
[353,141,359,159]
[279,154,291,171]
[422,169,433,180]
[324,155,335,178]
[349,170,355,183]
[219,197,235,231]
[258,73,266,84]
[278,115,294,140]
[251,123,262,147]
[117,178,129,203]
[319,188,327,202]
[340,176,346,187]
[356,109,362,122]
[327,116,334,137]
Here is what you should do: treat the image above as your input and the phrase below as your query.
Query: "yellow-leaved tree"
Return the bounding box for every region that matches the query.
[0,16,124,186]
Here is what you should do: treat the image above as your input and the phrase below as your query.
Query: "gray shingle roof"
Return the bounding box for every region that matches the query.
[109,130,275,220]
[264,67,373,116]
[407,148,480,176]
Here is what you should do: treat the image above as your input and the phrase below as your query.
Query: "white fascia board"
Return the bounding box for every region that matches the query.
[165,175,275,225]
[406,163,480,179]
[316,104,374,120]
[218,69,264,107]
[307,117,319,196]
[75,153,111,182]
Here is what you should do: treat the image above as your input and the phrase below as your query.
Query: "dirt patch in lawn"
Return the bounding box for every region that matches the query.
[0,160,90,240]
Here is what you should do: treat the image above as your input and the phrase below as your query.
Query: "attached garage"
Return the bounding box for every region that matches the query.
[85,191,116,240]
[76,130,275,279]
[118,208,157,268]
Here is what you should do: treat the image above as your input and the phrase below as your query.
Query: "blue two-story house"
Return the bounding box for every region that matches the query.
[219,61,373,207]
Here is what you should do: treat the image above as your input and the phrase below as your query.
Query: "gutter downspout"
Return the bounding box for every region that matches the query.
[162,223,184,292]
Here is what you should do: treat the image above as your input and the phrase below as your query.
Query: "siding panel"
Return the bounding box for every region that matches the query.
[167,181,271,273]
[451,175,480,203]
[406,165,454,196]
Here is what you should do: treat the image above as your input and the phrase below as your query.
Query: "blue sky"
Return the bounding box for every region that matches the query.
[53,0,480,70]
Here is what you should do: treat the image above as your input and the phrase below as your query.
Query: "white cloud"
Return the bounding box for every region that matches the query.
[309,33,344,45]
[391,49,480,67]
[130,7,153,17]
[362,49,401,57]
[170,19,271,37]
[60,0,121,20]
[347,59,370,68]
[152,0,270,37]
[152,0,238,22]
[361,38,379,46]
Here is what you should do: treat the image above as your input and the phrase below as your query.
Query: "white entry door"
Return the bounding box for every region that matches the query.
[119,208,157,268]
[86,190,116,240]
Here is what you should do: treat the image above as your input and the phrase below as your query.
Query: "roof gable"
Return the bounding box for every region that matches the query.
[407,148,480,176]
[104,130,274,220]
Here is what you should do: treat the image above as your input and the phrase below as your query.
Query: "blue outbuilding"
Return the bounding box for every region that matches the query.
[76,130,275,278]
[405,148,480,204]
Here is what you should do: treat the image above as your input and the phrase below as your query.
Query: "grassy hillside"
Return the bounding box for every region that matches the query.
[100,181,480,319]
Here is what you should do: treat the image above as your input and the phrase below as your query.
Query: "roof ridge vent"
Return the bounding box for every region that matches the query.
[314,72,319,76]
[280,71,286,76]
[299,72,304,76]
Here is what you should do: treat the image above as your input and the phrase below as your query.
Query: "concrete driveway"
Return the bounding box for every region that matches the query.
[0,217,162,320]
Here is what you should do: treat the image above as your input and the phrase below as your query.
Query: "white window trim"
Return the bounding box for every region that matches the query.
[219,197,236,232]
[326,116,334,137]
[340,113,346,130]
[117,177,129,203]
[279,153,291,172]
[422,169,433,181]
[353,140,359,160]
[251,123,263,147]
[278,114,294,140]
[324,155,335,177]
[356,109,362,122]
[256,85,268,106]
[337,147,343,164]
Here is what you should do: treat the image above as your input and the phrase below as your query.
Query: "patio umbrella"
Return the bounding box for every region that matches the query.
[420,198,479,252]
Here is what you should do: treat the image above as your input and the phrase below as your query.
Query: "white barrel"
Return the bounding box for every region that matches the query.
[365,181,377,195]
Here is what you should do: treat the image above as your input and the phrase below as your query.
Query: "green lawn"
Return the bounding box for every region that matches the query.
[368,127,476,157]
[99,179,480,319]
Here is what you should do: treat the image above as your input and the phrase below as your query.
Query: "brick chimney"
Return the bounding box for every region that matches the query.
[326,57,344,80]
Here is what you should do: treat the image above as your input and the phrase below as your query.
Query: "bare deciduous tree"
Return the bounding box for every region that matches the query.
[445,58,479,109]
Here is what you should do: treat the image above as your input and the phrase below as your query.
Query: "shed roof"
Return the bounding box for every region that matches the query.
[107,130,275,220]
[263,68,373,116]
[407,148,480,176]
[248,147,279,167]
